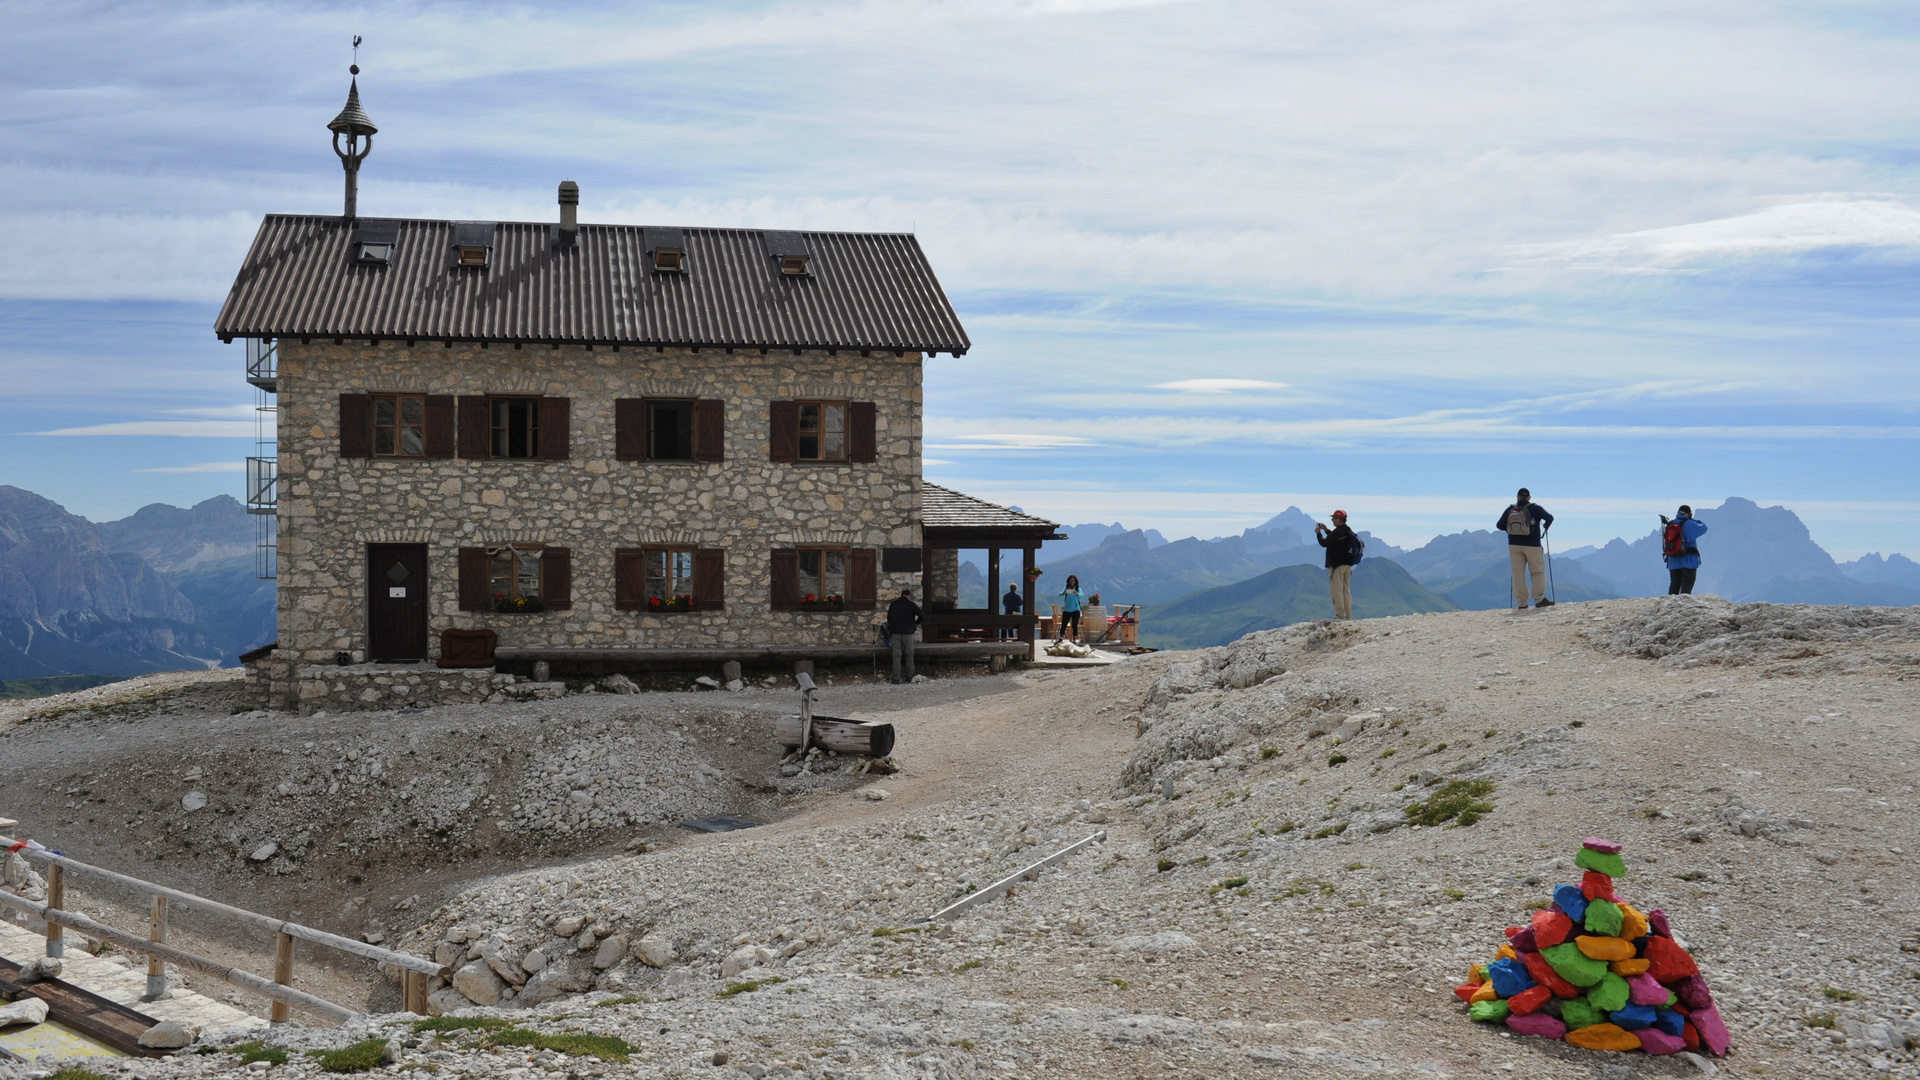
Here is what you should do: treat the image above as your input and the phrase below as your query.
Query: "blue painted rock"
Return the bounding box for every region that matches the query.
[1553,885,1589,924]
[1487,957,1535,999]
[1610,1003,1657,1030]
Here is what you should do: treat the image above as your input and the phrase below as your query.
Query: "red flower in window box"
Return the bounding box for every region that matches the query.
[647,595,693,611]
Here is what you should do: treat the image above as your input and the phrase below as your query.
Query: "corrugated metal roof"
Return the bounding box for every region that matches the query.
[922,484,1061,532]
[214,215,971,355]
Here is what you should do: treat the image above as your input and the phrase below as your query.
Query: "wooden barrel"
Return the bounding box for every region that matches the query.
[774,714,896,758]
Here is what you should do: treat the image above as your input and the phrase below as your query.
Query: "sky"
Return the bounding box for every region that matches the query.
[3,1,1918,557]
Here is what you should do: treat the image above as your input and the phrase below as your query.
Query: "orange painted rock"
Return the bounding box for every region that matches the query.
[1495,943,1517,961]
[1644,935,1700,982]
[1531,908,1574,949]
[1467,964,1487,985]
[1565,1022,1642,1052]
[1610,958,1650,976]
[1507,985,1552,1016]
[1575,935,1637,961]
[1581,870,1616,901]
[1523,950,1581,999]
[1617,902,1650,942]
[1470,981,1499,1004]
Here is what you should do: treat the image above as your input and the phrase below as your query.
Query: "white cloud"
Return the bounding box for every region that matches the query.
[37,421,255,438]
[1151,378,1288,394]
[1519,199,1920,270]
[134,461,245,474]
[929,434,1098,450]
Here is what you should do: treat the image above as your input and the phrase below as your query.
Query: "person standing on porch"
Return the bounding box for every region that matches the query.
[1057,575,1084,643]
[887,589,922,684]
[1002,583,1023,639]
[1314,510,1359,620]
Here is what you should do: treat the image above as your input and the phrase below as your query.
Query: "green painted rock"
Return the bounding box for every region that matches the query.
[1469,999,1511,1023]
[1560,998,1603,1030]
[1588,971,1631,1012]
[1584,897,1624,937]
[1542,942,1609,987]
[1575,847,1628,877]
[1666,990,1679,1008]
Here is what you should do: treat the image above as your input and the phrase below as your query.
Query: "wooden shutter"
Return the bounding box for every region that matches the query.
[339,394,371,458]
[769,549,799,610]
[423,395,456,458]
[849,548,878,610]
[457,396,489,459]
[768,400,799,462]
[541,547,572,609]
[614,399,645,461]
[693,548,725,609]
[849,401,877,463]
[613,548,645,611]
[457,547,490,611]
[539,397,571,460]
[693,399,725,462]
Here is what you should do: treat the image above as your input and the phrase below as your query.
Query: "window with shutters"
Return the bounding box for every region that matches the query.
[796,402,847,461]
[488,545,543,613]
[489,398,541,458]
[797,547,847,607]
[372,395,426,457]
[647,400,694,461]
[645,548,696,610]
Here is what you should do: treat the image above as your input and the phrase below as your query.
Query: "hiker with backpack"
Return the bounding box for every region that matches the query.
[1315,509,1363,620]
[1497,488,1555,609]
[1661,505,1708,595]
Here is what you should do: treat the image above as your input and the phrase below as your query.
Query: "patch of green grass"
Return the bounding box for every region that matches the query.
[1569,720,1584,728]
[225,1042,290,1066]
[1189,855,1210,867]
[1483,729,1497,738]
[1207,877,1249,895]
[1402,779,1496,828]
[1345,862,1364,871]
[47,1069,113,1080]
[1327,754,1347,767]
[1261,746,1280,759]
[316,1039,391,1073]
[1308,823,1348,839]
[1430,742,1447,753]
[1823,986,1863,1002]
[1276,821,1298,833]
[1807,1012,1837,1029]
[872,927,898,937]
[718,976,788,999]
[1156,858,1175,872]
[954,959,985,973]
[483,1029,634,1062]
[413,1016,513,1033]
[592,995,646,1008]
[1390,782,1405,791]
[1443,889,1466,902]
[1104,977,1129,989]
[949,1038,977,1049]
[1378,748,1396,758]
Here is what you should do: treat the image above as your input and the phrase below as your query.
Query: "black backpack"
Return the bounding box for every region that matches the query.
[1350,534,1366,564]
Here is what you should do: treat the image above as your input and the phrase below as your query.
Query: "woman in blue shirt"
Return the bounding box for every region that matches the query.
[1058,575,1084,642]
[1663,505,1709,595]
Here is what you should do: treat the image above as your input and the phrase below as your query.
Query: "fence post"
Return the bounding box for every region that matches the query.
[146,895,168,999]
[44,864,64,958]
[404,970,429,1015]
[272,932,294,1027]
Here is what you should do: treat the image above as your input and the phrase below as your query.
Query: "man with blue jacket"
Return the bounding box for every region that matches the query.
[1662,505,1709,595]
[1497,488,1555,609]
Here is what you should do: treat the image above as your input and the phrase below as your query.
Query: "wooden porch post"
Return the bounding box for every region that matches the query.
[987,548,1000,609]
[1022,546,1037,661]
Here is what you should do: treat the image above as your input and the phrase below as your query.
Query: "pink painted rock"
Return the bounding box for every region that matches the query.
[1507,1012,1568,1040]
[1627,972,1668,1006]
[1690,1003,1731,1057]
[1508,927,1538,953]
[1636,1027,1686,1056]
[1672,974,1715,1010]
[1582,836,1623,855]
[1647,909,1672,938]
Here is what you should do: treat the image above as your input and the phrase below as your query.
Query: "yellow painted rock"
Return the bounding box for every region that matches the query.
[1575,935,1637,962]
[1495,944,1517,961]
[1610,958,1651,976]
[1565,1022,1642,1052]
[1617,902,1650,942]
[1470,981,1499,1004]
[1467,964,1487,986]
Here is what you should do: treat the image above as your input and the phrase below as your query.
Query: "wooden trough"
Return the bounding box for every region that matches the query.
[773,714,895,758]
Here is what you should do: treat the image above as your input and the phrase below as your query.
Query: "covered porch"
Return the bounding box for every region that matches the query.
[919,485,1064,660]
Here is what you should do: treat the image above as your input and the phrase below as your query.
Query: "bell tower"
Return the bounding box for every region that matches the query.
[328,38,377,220]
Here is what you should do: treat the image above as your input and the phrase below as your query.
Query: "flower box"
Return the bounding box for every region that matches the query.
[799,594,844,612]
[492,595,543,614]
[647,596,695,612]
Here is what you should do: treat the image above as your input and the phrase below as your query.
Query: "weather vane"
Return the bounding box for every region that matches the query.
[329,34,376,218]
[351,34,362,75]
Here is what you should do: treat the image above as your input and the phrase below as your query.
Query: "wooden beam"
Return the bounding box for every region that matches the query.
[0,956,165,1057]
[44,863,63,958]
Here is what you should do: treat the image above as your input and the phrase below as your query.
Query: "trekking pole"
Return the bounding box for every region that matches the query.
[1545,532,1557,604]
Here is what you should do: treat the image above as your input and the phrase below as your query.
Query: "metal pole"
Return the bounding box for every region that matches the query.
[44,863,64,958]
[146,895,168,1000]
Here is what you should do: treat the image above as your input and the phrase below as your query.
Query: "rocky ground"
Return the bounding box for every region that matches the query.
[4,595,1920,1078]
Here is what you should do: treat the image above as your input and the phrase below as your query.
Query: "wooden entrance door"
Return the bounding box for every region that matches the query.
[367,544,429,661]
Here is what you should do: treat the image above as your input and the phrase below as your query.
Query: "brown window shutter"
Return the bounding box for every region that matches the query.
[849,401,877,463]
[693,399,725,462]
[339,394,371,458]
[539,397,571,460]
[768,400,799,462]
[542,547,572,609]
[849,548,878,610]
[613,548,644,611]
[769,549,799,610]
[614,399,644,462]
[457,547,490,610]
[423,395,456,458]
[693,548,725,609]
[457,396,489,458]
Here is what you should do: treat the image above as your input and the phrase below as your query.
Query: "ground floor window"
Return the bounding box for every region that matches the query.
[798,547,846,606]
[489,545,543,612]
[647,548,696,609]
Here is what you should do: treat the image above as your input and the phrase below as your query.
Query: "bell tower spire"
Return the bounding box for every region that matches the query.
[328,37,377,220]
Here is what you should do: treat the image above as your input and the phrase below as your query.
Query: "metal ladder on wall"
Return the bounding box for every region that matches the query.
[244,339,278,580]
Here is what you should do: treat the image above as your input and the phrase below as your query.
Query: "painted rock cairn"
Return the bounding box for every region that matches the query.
[1453,838,1731,1058]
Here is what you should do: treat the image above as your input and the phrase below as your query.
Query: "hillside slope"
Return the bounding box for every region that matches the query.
[1143,558,1455,648]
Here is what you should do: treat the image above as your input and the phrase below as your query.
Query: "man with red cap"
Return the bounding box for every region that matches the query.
[1315,510,1361,620]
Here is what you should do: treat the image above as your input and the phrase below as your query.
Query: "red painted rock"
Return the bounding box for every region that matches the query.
[1507,984,1552,1016]
[1671,974,1714,1010]
[1636,1028,1685,1056]
[1580,871,1616,902]
[1644,935,1699,982]
[1454,983,1480,1003]
[1627,972,1668,1006]
[1522,950,1581,999]
[1507,1012,1567,1040]
[1582,837,1623,855]
[1690,1004,1731,1057]
[1531,909,1573,949]
[1647,909,1672,938]
[1681,1021,1701,1051]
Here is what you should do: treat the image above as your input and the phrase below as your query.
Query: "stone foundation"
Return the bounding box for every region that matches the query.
[290,663,553,715]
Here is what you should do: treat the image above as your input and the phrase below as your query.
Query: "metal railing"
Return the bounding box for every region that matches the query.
[0,834,446,1025]
[244,338,277,392]
[245,457,277,515]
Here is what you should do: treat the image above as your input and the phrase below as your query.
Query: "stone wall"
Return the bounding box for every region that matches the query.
[272,342,925,691]
[287,663,557,715]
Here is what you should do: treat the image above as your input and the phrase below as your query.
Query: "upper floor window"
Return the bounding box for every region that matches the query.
[797,402,846,461]
[490,398,541,459]
[649,400,694,461]
[373,395,425,457]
